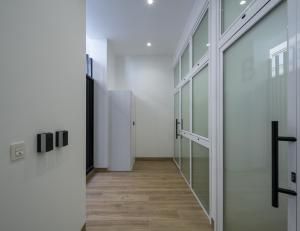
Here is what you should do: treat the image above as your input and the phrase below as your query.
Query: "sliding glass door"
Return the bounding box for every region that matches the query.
[174,92,180,166]
[222,1,297,230]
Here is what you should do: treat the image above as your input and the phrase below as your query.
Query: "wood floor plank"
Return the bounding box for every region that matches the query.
[86,160,212,231]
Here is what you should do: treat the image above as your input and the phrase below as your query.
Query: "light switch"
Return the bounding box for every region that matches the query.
[10,141,25,161]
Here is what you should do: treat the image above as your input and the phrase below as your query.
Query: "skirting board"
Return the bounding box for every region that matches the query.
[95,168,108,172]
[211,218,215,229]
[86,169,96,183]
[81,223,86,231]
[86,168,109,183]
[135,157,173,161]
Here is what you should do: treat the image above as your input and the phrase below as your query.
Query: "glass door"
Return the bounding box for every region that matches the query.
[222,1,297,230]
[174,92,180,166]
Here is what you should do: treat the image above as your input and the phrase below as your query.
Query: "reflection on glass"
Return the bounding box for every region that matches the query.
[181,136,190,183]
[181,44,190,79]
[192,66,208,137]
[192,142,209,212]
[174,62,180,87]
[174,92,180,165]
[221,0,254,33]
[181,82,190,131]
[193,11,208,66]
[269,41,287,78]
[223,2,288,231]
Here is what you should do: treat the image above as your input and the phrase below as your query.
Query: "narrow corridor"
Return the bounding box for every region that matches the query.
[86,160,212,231]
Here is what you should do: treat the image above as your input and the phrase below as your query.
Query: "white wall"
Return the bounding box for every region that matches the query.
[86,38,109,168]
[109,56,174,158]
[0,1,86,231]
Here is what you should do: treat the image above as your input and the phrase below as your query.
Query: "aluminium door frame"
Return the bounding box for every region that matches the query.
[215,0,297,231]
[174,89,181,170]
[295,0,300,229]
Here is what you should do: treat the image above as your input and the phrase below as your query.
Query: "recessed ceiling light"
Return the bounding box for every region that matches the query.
[240,0,247,5]
[147,0,154,5]
[147,42,152,47]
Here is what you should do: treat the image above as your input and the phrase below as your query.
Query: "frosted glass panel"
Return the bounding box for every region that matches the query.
[174,62,180,87]
[181,44,190,79]
[192,11,208,65]
[192,142,209,212]
[221,0,254,33]
[181,83,190,131]
[224,2,288,231]
[174,92,180,165]
[192,66,208,137]
[181,136,190,183]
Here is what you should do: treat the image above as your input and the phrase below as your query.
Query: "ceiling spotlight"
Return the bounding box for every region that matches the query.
[240,0,247,5]
[147,42,152,47]
[147,0,154,5]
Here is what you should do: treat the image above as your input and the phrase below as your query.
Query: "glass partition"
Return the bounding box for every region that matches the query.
[181,44,190,79]
[181,82,190,131]
[192,142,209,212]
[221,0,254,33]
[181,136,190,183]
[174,62,180,87]
[192,66,209,138]
[193,11,208,66]
[223,2,288,231]
[174,92,180,165]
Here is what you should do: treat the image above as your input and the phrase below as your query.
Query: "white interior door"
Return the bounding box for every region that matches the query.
[131,93,136,163]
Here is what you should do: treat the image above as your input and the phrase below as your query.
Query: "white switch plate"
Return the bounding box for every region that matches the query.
[10,141,25,161]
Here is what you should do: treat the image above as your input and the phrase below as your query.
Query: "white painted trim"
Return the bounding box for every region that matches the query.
[209,0,218,226]
[296,0,300,228]
[288,0,299,229]
[180,130,210,149]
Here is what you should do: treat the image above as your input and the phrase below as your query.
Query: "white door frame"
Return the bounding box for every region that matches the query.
[215,0,298,230]
[294,0,300,229]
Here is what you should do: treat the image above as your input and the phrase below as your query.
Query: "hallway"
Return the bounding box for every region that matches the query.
[86,160,212,231]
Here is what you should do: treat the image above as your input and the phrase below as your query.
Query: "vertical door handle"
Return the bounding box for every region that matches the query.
[175,119,180,139]
[271,121,297,208]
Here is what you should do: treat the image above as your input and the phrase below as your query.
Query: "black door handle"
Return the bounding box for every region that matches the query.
[272,121,297,208]
[175,119,180,139]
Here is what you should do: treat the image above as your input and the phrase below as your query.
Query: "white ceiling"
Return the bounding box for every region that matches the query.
[86,0,196,56]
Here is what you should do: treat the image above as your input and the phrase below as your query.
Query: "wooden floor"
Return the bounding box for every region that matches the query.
[86,160,212,231]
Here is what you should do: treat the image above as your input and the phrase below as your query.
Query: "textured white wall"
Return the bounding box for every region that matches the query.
[109,55,174,157]
[0,1,86,230]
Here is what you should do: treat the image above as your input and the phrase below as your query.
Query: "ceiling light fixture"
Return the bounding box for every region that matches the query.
[240,0,247,5]
[147,0,154,5]
[147,42,152,47]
